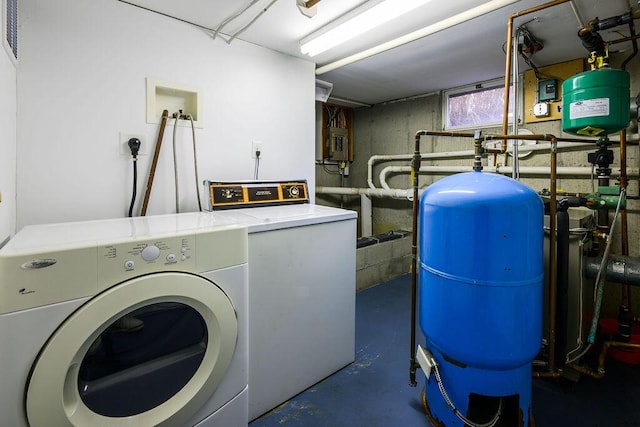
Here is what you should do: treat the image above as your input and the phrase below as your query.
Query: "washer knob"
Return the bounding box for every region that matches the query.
[166,253,177,263]
[141,245,160,261]
[124,260,135,270]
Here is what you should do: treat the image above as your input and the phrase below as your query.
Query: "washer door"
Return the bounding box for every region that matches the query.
[26,272,238,427]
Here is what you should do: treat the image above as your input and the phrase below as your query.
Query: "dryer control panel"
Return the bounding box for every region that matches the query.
[97,234,196,292]
[102,235,194,272]
[206,180,309,210]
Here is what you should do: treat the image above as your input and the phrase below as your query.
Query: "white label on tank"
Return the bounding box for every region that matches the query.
[569,98,610,119]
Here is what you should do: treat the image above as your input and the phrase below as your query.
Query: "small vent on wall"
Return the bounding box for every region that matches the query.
[5,0,17,59]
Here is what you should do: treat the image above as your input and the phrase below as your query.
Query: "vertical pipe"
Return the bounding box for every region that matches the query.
[620,130,630,285]
[502,0,572,150]
[619,24,636,335]
[618,130,631,336]
[597,175,610,229]
[361,194,373,237]
[409,131,423,387]
[501,18,514,151]
[548,138,558,372]
[511,34,520,178]
[555,208,570,366]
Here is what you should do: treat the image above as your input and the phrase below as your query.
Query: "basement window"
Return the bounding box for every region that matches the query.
[4,0,17,60]
[443,79,516,130]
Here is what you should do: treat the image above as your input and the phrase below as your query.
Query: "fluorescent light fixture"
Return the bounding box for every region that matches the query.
[300,0,431,57]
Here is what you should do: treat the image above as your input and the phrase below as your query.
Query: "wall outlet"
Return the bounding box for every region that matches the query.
[252,141,264,158]
[120,133,148,156]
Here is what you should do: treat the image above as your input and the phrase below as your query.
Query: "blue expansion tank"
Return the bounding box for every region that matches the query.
[419,171,543,427]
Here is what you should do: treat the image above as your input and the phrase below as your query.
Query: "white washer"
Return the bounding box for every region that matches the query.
[0,213,249,427]
[212,204,357,420]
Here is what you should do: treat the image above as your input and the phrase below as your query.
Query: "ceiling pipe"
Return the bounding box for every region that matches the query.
[501,0,577,151]
[316,0,521,75]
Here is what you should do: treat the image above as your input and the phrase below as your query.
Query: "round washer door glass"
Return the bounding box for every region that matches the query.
[25,272,238,427]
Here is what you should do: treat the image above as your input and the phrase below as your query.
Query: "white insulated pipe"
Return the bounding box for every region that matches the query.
[367,150,475,188]
[379,165,640,190]
[316,0,522,75]
[367,142,597,189]
[361,194,373,237]
[316,186,414,199]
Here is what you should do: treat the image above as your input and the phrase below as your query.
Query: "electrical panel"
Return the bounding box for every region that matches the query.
[328,127,349,161]
[320,104,353,161]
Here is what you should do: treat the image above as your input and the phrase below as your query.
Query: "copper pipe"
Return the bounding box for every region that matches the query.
[598,341,640,373]
[532,370,562,378]
[621,18,637,70]
[141,109,169,216]
[502,0,572,151]
[608,33,640,45]
[567,341,640,379]
[486,133,559,371]
[567,363,604,379]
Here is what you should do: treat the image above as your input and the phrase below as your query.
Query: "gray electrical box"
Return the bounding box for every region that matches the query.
[538,79,558,102]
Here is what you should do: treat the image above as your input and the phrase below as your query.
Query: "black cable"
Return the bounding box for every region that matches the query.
[128,158,137,217]
[127,138,141,217]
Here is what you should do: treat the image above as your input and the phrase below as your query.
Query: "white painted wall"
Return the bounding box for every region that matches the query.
[17,0,315,227]
[0,37,16,241]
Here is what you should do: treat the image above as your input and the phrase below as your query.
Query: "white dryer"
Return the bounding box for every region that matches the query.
[0,213,248,427]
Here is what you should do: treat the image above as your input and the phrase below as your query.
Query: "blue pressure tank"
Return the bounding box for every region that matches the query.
[419,171,543,427]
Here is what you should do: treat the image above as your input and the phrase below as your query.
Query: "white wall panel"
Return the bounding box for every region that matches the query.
[17,0,315,227]
[0,42,16,240]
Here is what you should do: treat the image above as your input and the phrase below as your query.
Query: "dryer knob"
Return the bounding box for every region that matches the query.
[141,245,161,261]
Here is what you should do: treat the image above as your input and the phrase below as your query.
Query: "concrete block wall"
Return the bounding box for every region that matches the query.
[356,234,412,291]
[318,52,640,315]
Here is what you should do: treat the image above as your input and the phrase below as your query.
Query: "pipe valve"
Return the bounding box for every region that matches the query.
[584,186,626,211]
